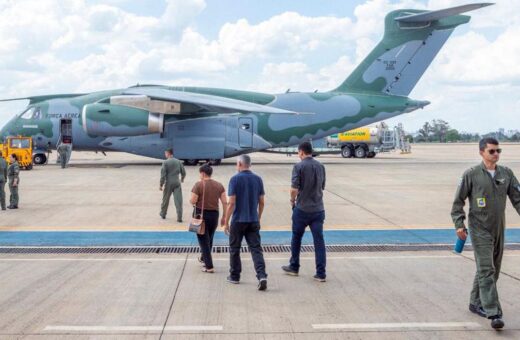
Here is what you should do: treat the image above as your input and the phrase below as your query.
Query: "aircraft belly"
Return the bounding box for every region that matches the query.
[99,134,169,159]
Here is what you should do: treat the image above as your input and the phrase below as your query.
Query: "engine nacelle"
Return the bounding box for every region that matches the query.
[82,103,164,137]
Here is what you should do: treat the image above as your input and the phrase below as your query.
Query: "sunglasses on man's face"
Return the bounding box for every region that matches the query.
[488,148,502,155]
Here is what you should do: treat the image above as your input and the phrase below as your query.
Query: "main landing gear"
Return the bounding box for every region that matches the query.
[183,159,222,166]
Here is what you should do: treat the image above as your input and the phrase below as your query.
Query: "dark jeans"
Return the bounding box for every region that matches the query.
[196,210,219,269]
[290,208,326,278]
[229,222,267,281]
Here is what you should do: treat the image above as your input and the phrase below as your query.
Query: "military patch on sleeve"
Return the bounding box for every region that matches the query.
[477,198,486,208]
[458,177,463,186]
[516,185,520,192]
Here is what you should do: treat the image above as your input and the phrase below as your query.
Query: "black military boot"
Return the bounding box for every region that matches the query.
[490,316,504,330]
[469,304,486,318]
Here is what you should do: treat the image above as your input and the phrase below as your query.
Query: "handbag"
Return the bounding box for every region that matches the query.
[188,180,206,234]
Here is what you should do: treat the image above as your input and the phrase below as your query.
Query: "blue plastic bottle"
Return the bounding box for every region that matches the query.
[454,237,466,253]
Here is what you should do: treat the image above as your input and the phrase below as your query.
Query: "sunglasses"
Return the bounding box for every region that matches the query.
[488,148,502,155]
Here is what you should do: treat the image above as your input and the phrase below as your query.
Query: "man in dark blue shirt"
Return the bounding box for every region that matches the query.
[282,141,327,282]
[224,154,268,291]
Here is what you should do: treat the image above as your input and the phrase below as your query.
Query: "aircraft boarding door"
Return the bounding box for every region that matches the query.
[238,117,253,148]
[60,119,73,144]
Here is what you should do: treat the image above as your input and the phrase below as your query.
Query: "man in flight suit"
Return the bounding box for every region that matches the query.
[451,138,520,330]
[0,156,7,210]
[160,148,186,222]
[7,154,20,209]
[57,142,71,169]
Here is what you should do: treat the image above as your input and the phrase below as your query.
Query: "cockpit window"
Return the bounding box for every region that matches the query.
[9,138,31,149]
[19,107,42,120]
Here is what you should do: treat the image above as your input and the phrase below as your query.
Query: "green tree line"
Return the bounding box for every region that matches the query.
[406,120,520,143]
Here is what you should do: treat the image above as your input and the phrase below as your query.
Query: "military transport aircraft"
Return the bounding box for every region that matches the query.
[0,3,492,166]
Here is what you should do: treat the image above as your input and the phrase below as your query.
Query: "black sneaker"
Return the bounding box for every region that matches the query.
[7,206,17,209]
[177,219,183,223]
[160,214,166,220]
[258,278,267,291]
[226,276,239,284]
[313,275,326,282]
[490,316,504,330]
[469,304,486,318]
[281,265,298,276]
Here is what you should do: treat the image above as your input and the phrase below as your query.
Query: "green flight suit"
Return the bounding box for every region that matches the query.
[8,161,20,208]
[57,143,70,169]
[451,162,520,317]
[160,157,186,220]
[0,158,7,210]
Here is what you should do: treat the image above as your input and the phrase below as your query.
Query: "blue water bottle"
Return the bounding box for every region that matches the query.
[454,228,468,253]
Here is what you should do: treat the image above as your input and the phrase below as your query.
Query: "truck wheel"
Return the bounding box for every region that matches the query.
[341,146,353,158]
[355,146,367,158]
[184,159,199,166]
[33,153,47,165]
[367,152,376,158]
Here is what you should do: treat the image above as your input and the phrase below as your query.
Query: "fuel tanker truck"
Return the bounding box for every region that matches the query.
[326,123,410,158]
[266,123,410,158]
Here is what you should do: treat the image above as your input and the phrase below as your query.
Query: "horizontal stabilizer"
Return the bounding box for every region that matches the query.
[395,3,494,23]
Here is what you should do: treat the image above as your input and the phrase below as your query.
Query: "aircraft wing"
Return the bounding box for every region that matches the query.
[122,87,298,115]
[0,94,87,105]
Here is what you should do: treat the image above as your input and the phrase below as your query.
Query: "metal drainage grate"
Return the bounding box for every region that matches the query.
[0,243,519,254]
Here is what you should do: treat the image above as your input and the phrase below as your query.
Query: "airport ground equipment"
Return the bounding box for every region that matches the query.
[327,123,411,158]
[267,123,410,158]
[0,136,33,170]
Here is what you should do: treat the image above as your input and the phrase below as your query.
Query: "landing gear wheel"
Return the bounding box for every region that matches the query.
[208,159,222,166]
[184,159,199,166]
[341,146,353,158]
[33,153,47,165]
[367,152,376,158]
[355,146,367,158]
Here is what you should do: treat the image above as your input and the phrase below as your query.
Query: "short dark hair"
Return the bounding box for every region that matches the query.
[165,148,173,155]
[298,141,313,155]
[479,138,499,151]
[199,163,213,177]
[11,154,17,161]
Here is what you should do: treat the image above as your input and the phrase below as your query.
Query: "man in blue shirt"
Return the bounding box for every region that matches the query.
[224,154,268,291]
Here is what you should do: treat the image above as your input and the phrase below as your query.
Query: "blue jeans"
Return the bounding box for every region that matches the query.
[290,208,326,278]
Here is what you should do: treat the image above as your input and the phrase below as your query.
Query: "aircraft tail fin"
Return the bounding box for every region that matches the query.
[333,3,493,96]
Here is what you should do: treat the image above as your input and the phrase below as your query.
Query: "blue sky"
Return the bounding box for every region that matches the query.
[0,0,518,134]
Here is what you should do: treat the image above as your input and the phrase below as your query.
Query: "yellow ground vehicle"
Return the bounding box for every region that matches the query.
[0,136,33,170]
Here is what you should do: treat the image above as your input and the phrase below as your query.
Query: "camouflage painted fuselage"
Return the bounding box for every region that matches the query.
[0,85,426,160]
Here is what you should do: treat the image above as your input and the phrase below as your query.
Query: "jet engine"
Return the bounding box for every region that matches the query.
[82,97,165,137]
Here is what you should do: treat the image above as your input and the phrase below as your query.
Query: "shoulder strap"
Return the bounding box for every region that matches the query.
[200,180,206,217]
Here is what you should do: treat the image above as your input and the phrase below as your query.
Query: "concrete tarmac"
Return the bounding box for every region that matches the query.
[2,143,520,339]
[2,143,520,231]
[1,250,520,339]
